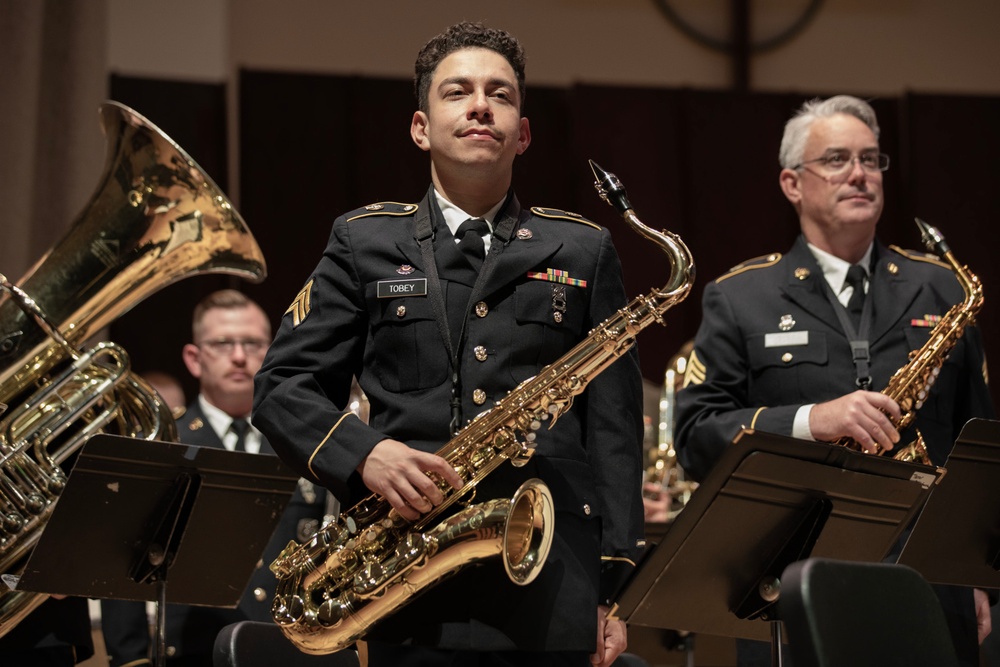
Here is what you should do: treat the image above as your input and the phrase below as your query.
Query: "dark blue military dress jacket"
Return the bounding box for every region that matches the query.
[253,188,644,652]
[676,235,993,480]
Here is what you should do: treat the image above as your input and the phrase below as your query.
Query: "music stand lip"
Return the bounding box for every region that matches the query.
[614,428,944,642]
[15,433,300,608]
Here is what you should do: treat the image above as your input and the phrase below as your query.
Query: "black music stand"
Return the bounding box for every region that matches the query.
[613,429,944,664]
[899,418,1000,588]
[12,434,299,667]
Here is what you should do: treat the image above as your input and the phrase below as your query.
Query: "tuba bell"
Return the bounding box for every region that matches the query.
[0,101,266,635]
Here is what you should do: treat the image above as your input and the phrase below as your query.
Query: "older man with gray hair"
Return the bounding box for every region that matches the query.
[675,95,994,666]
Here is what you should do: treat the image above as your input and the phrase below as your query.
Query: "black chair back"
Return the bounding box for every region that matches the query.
[779,558,959,667]
[213,620,360,667]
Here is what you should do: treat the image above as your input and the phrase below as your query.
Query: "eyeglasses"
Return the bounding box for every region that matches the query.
[199,338,269,356]
[793,150,890,176]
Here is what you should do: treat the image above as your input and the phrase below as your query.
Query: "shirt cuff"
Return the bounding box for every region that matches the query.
[792,404,816,441]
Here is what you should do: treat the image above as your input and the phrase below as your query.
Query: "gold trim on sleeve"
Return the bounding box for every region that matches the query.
[307,412,358,479]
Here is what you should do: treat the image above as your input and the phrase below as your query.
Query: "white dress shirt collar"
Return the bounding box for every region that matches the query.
[196,395,260,453]
[434,188,505,252]
[806,241,873,306]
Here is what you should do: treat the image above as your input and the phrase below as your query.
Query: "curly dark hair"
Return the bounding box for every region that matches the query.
[414,21,526,113]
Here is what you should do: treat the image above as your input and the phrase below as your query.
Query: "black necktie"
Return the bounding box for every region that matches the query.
[455,218,490,268]
[230,418,249,452]
[844,264,867,328]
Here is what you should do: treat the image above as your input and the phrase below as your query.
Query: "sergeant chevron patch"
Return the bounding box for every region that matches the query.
[683,349,706,387]
[286,279,314,328]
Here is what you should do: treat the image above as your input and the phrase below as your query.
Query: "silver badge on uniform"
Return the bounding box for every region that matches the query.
[765,331,809,347]
[779,314,796,331]
[552,285,567,323]
[397,264,415,275]
[517,228,533,240]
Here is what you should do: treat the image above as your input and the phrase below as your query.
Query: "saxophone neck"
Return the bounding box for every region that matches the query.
[589,160,696,304]
[915,217,983,308]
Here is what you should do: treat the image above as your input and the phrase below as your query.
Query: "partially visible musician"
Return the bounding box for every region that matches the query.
[101,290,328,666]
[674,95,995,666]
[253,21,644,667]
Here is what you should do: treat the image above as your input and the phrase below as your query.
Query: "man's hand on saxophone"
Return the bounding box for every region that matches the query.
[358,439,464,521]
[808,390,901,454]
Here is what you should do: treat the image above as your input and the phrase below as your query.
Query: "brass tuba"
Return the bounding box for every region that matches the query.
[0,101,266,636]
[269,160,695,654]
[835,218,983,465]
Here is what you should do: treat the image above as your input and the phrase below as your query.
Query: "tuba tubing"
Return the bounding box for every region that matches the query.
[269,160,695,654]
[0,101,266,636]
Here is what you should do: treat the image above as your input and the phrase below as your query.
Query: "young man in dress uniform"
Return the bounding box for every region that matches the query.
[674,95,994,666]
[253,21,644,667]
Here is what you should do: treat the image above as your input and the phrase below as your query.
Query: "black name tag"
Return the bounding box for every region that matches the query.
[377,278,427,298]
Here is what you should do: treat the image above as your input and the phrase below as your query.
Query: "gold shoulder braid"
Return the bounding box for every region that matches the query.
[715,253,781,283]
[531,206,602,231]
[889,244,950,270]
[346,202,419,222]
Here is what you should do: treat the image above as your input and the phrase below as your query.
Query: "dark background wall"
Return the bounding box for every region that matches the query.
[107,74,1000,410]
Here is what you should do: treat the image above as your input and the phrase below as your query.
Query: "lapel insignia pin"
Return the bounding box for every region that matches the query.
[779,314,796,331]
[516,228,533,240]
[189,418,203,431]
[794,267,810,280]
[397,264,415,275]
[887,262,899,275]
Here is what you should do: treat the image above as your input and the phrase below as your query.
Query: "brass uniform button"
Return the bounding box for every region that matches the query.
[475,301,489,318]
[553,311,563,323]
[473,389,487,405]
[583,504,592,516]
[254,587,267,602]
[167,646,177,657]
[782,352,793,363]
[396,305,406,318]
[474,346,488,362]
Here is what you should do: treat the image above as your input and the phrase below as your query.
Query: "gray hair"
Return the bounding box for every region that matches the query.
[779,95,881,169]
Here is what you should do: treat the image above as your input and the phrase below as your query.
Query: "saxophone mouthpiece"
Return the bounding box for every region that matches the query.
[588,160,633,214]
[915,217,950,256]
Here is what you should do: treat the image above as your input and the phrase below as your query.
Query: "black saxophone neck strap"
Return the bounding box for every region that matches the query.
[414,193,519,434]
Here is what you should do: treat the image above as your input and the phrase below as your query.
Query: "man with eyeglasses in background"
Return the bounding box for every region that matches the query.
[101,289,329,666]
[674,95,994,666]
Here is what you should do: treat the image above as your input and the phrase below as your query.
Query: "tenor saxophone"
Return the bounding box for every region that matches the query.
[836,218,984,465]
[269,160,695,654]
